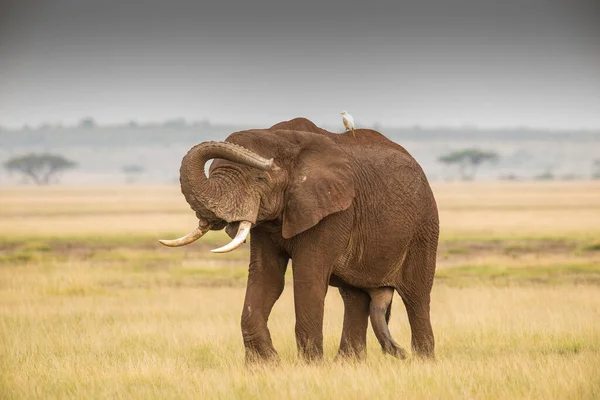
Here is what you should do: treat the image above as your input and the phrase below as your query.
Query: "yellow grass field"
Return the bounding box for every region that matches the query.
[1,182,600,399]
[1,181,600,240]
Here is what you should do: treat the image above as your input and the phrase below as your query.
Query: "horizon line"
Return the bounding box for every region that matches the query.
[1,118,600,133]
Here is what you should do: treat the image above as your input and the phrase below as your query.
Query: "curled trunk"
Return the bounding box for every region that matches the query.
[179,141,275,222]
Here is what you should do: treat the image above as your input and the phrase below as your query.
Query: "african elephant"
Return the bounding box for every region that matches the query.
[160,118,439,361]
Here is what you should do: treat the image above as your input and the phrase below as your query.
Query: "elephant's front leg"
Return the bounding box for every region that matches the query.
[290,212,353,361]
[292,269,330,361]
[241,230,288,362]
[291,240,342,361]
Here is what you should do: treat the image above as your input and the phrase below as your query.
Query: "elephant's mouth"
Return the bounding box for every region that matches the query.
[225,221,240,239]
[159,220,252,253]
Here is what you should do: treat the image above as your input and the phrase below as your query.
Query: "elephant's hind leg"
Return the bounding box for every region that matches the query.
[369,287,408,359]
[397,223,437,359]
[400,292,434,358]
[336,286,370,359]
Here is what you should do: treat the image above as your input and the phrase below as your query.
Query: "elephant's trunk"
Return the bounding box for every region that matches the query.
[180,141,276,210]
[162,141,275,250]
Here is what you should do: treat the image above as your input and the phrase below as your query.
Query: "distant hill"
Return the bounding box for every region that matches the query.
[1,121,599,184]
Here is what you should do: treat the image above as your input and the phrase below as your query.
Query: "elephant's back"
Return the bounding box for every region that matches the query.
[269,117,412,157]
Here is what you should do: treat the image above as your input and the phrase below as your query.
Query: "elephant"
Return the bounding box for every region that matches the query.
[160,117,439,362]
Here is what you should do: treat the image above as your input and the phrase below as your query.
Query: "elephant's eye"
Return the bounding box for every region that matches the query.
[255,176,268,183]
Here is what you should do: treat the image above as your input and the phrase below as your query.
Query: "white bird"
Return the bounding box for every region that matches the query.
[341,111,356,137]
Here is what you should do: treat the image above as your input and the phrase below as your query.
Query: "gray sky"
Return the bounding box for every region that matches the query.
[1,0,599,129]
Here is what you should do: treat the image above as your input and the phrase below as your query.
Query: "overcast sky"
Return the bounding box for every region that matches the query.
[1,0,599,129]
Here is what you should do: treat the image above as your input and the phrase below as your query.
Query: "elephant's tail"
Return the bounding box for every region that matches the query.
[385,294,393,325]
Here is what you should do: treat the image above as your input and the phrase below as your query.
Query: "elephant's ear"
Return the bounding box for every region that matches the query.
[282,137,355,239]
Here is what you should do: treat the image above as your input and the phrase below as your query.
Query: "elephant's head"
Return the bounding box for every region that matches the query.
[159,120,356,252]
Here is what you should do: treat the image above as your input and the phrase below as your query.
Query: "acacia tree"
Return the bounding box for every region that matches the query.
[122,164,144,184]
[78,117,96,129]
[3,153,77,185]
[438,148,499,180]
[593,159,600,179]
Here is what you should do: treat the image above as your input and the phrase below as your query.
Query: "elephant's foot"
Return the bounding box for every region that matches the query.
[335,343,366,361]
[411,340,435,360]
[334,353,365,363]
[382,341,408,359]
[243,333,280,364]
[244,346,280,364]
[297,341,324,362]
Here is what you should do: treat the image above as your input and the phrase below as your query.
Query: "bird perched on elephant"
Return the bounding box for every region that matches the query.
[160,117,439,362]
[341,110,356,137]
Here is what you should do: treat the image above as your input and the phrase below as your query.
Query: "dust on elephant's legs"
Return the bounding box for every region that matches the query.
[241,231,289,363]
[336,286,370,359]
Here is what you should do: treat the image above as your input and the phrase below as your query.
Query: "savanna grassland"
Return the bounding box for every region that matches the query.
[1,182,600,399]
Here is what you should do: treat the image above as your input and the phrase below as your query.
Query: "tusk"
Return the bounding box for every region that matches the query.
[211,221,252,253]
[159,227,208,247]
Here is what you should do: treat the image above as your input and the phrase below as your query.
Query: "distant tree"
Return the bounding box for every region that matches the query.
[37,123,54,131]
[560,173,581,181]
[593,159,600,180]
[192,118,211,128]
[3,153,77,185]
[163,118,187,128]
[122,164,144,184]
[79,117,96,129]
[499,173,519,181]
[438,148,499,180]
[533,170,555,181]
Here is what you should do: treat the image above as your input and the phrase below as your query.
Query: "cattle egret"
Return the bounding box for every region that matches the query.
[341,111,356,137]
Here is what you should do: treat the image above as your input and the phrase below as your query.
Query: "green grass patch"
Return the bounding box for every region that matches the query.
[0,244,65,265]
[503,243,536,253]
[88,248,185,263]
[17,241,53,253]
[46,284,109,297]
[436,262,600,286]
[444,246,471,255]
[0,230,231,248]
[95,265,249,289]
[171,265,248,283]
[581,241,600,252]
[439,232,600,243]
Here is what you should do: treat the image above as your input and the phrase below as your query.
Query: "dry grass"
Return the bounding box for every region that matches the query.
[1,181,600,240]
[433,181,600,240]
[0,185,195,238]
[1,182,600,398]
[1,260,599,399]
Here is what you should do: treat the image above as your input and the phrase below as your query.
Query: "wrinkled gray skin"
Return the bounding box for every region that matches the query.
[165,118,439,362]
